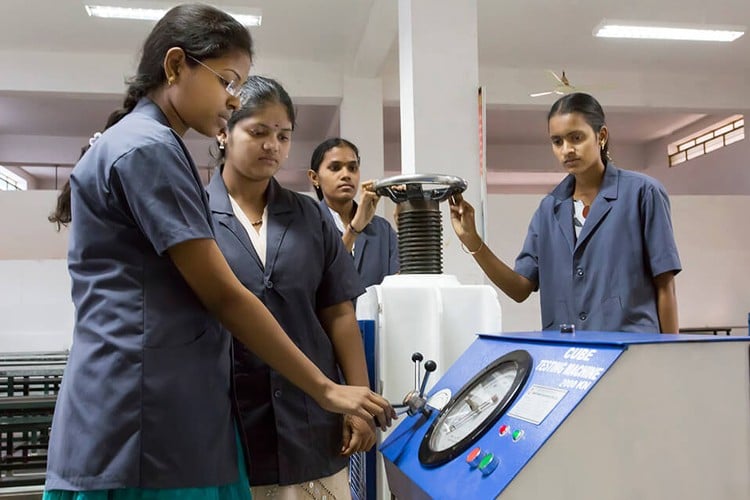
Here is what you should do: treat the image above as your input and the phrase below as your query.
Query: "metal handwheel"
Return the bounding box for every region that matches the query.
[373,174,467,203]
[373,174,468,274]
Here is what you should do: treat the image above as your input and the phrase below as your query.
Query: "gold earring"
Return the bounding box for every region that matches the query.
[168,76,175,86]
[600,141,605,150]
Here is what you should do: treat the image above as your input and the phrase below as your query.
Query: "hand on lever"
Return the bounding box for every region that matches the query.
[318,382,397,431]
[350,180,381,233]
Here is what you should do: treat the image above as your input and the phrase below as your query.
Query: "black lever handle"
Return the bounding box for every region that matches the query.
[411,352,423,391]
[418,360,437,398]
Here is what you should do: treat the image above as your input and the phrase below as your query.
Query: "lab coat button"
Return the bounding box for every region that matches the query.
[264,279,274,289]
[274,389,282,398]
[576,267,584,277]
[579,312,587,321]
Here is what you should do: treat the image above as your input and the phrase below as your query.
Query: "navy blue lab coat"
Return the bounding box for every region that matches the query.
[46,99,239,490]
[208,172,365,485]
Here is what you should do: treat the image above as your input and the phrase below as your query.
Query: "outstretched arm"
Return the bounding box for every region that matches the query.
[168,238,395,428]
[449,194,535,303]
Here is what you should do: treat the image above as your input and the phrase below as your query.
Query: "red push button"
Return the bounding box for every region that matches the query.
[498,424,510,436]
[466,447,483,467]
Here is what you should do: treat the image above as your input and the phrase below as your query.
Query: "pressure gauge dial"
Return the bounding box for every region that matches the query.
[418,350,532,466]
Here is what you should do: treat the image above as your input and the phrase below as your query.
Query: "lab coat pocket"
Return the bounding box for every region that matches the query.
[142,319,210,348]
[140,326,234,479]
[596,296,624,330]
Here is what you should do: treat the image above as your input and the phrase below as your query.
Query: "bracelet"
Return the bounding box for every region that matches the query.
[348,223,363,234]
[461,240,484,255]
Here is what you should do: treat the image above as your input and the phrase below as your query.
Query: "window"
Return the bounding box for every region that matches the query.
[668,115,744,167]
[0,166,28,191]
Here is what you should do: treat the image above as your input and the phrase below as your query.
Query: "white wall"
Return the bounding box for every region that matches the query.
[0,191,73,351]
[0,190,68,259]
[482,194,750,334]
[0,259,74,352]
[0,190,747,352]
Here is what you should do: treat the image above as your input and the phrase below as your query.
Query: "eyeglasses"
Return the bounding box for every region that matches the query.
[186,55,248,102]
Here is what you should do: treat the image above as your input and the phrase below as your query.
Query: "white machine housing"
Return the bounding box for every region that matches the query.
[356,273,503,499]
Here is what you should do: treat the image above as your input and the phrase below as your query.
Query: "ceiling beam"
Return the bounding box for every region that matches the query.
[347,0,398,77]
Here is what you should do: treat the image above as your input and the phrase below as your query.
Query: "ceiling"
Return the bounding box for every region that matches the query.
[1,0,748,188]
[2,0,748,72]
[0,0,376,64]
[476,0,750,73]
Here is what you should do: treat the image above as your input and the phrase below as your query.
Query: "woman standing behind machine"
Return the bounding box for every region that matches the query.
[450,92,681,334]
[308,138,399,289]
[208,76,377,499]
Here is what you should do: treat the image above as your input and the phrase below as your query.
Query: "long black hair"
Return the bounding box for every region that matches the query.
[548,92,610,165]
[49,3,253,229]
[309,138,360,200]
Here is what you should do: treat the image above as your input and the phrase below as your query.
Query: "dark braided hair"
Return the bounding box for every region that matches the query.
[49,3,253,229]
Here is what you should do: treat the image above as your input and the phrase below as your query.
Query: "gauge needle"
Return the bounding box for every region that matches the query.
[445,395,499,432]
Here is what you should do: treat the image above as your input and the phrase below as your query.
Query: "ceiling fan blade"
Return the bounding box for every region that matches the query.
[546,70,564,85]
[530,91,555,97]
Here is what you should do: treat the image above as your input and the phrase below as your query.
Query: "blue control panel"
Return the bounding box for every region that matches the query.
[380,333,625,499]
[380,331,750,499]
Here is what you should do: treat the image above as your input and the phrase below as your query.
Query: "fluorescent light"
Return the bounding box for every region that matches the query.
[594,20,744,42]
[84,5,262,27]
[85,5,162,21]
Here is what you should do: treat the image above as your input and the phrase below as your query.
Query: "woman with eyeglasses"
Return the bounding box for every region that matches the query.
[44,5,394,499]
[208,76,374,500]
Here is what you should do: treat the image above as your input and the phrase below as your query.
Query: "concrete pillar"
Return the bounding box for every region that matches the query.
[340,76,386,189]
[398,0,485,283]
